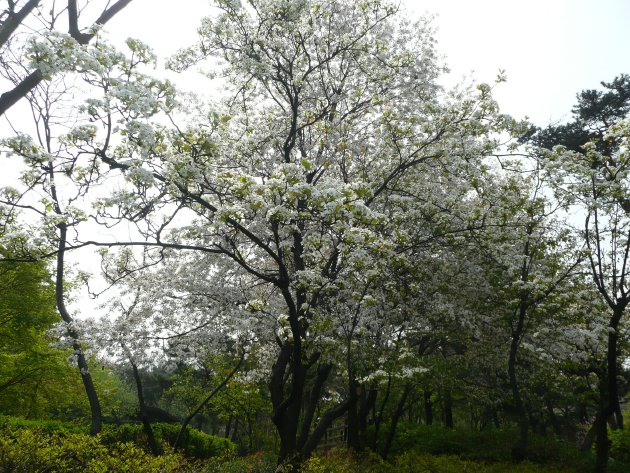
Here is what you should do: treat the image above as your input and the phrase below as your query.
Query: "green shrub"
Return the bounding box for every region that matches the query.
[391,451,578,473]
[203,451,277,472]
[300,450,580,473]
[0,427,187,472]
[387,424,513,462]
[0,414,88,434]
[387,423,596,470]
[302,449,358,473]
[610,428,630,463]
[101,422,235,458]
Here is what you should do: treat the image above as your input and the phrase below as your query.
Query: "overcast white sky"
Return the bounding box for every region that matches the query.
[103,0,630,126]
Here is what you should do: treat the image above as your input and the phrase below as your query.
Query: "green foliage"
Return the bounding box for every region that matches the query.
[388,424,509,461]
[531,74,630,154]
[388,451,575,473]
[101,422,235,458]
[0,427,188,472]
[609,428,630,464]
[90,365,138,421]
[387,424,595,471]
[299,450,578,473]
[198,448,598,473]
[0,258,86,418]
[163,352,273,453]
[203,451,277,473]
[0,414,88,434]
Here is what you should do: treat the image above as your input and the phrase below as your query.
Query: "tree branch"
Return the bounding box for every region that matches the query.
[0,0,40,49]
[0,0,133,116]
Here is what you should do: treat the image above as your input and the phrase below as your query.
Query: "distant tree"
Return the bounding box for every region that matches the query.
[0,255,83,418]
[532,75,630,472]
[529,74,630,155]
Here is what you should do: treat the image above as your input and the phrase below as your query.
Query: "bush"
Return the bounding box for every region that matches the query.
[610,428,630,462]
[386,424,596,471]
[300,450,579,473]
[0,414,88,434]
[203,451,277,473]
[390,451,576,473]
[0,427,188,472]
[608,427,630,471]
[101,422,235,458]
[387,424,513,462]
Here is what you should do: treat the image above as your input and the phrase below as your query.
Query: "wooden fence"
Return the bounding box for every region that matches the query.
[316,424,347,450]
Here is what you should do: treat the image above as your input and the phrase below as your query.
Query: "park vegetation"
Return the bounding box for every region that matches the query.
[1,1,630,472]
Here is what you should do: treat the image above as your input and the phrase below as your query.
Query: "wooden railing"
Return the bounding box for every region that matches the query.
[316,424,347,450]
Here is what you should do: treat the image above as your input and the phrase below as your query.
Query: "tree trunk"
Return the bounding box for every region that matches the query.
[129,357,159,455]
[546,401,562,436]
[55,223,102,435]
[247,414,253,452]
[382,384,411,460]
[508,299,529,462]
[594,397,610,472]
[424,390,433,425]
[298,362,331,449]
[225,415,232,439]
[358,384,377,435]
[594,309,625,472]
[608,327,623,431]
[271,337,348,470]
[347,377,360,451]
[443,390,453,428]
[231,418,239,443]
[372,374,392,450]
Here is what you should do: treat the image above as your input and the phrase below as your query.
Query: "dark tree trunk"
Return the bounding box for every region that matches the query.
[247,414,253,452]
[594,308,625,472]
[578,402,589,424]
[493,410,500,429]
[269,341,299,464]
[129,357,159,455]
[231,418,239,443]
[527,405,539,435]
[424,390,433,425]
[358,384,377,435]
[346,377,360,450]
[443,390,453,428]
[269,281,309,468]
[382,384,411,460]
[301,398,351,458]
[225,415,232,439]
[55,223,102,435]
[594,392,610,472]
[372,374,392,450]
[297,362,331,450]
[508,298,529,463]
[271,332,349,470]
[546,401,562,436]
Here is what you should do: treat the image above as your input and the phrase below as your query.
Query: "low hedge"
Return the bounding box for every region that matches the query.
[0,414,88,434]
[387,424,596,471]
[101,422,235,458]
[0,427,188,473]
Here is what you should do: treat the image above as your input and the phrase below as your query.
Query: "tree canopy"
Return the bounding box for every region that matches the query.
[1,1,630,472]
